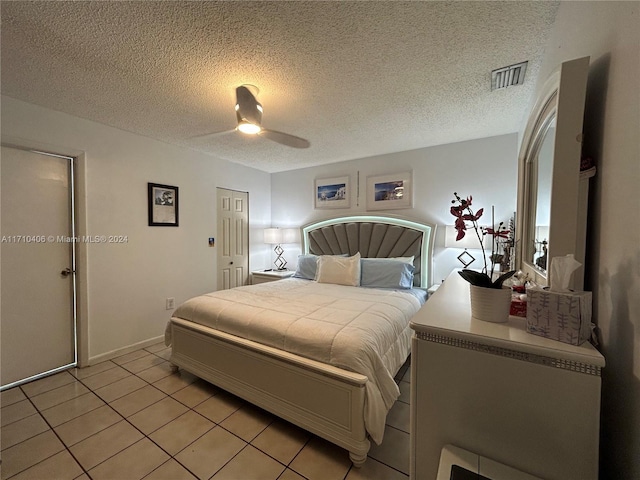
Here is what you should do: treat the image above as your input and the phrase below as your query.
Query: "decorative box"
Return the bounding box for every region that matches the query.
[526,287,592,345]
[510,295,527,317]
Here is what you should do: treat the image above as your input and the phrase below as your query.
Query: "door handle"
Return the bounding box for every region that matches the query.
[230,261,234,265]
[61,268,72,277]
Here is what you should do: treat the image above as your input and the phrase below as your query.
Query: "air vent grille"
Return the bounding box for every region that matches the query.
[491,61,528,90]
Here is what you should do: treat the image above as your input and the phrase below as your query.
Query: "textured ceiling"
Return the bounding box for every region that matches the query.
[1,1,559,173]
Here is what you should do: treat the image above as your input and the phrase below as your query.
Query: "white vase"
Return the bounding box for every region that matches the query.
[469,285,512,323]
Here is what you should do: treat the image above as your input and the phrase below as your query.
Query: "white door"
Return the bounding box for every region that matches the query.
[217,188,249,290]
[1,146,76,389]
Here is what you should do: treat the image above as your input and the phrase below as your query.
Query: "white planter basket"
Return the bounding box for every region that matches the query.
[469,285,511,323]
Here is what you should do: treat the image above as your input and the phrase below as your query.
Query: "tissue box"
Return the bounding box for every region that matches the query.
[526,288,592,345]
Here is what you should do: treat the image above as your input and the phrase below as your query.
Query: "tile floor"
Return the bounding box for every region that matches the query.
[1,342,412,480]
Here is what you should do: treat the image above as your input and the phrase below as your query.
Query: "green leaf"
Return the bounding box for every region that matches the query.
[492,270,516,288]
[458,270,493,288]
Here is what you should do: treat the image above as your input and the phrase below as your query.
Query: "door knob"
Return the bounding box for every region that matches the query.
[230,261,234,265]
[61,268,72,277]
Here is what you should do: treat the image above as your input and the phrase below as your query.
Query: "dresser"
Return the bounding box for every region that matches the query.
[409,272,605,480]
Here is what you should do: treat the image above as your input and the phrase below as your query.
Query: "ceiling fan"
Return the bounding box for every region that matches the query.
[194,85,310,149]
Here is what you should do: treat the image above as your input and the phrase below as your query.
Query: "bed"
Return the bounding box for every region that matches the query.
[166,215,434,465]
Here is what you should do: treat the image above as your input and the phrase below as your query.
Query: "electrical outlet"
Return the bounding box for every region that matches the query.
[166,297,175,310]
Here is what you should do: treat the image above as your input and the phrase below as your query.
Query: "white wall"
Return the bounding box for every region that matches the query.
[529,2,640,477]
[271,134,518,285]
[1,96,272,362]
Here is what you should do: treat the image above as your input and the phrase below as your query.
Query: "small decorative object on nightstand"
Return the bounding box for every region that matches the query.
[251,269,295,285]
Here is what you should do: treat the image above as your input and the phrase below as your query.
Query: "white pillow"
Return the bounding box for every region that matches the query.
[316,252,361,286]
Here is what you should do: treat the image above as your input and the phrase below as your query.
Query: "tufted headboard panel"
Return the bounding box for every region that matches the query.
[302,216,435,288]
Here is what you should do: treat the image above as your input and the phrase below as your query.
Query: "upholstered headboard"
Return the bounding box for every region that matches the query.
[302,216,435,288]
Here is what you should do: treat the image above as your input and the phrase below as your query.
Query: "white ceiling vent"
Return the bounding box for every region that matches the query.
[491,61,528,90]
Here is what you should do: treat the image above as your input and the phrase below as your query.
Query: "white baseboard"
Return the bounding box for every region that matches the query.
[87,335,165,366]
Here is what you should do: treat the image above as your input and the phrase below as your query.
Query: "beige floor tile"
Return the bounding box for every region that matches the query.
[121,354,166,374]
[289,436,351,480]
[70,360,117,380]
[386,400,410,433]
[345,457,408,480]
[398,381,410,404]
[128,396,188,434]
[40,392,105,427]
[74,474,90,480]
[112,349,153,365]
[155,347,172,361]
[109,384,166,417]
[367,426,410,475]
[21,371,76,397]
[252,419,311,465]
[0,413,49,450]
[94,374,147,403]
[9,450,83,480]
[1,399,37,427]
[152,370,197,395]
[69,420,143,470]
[144,342,168,354]
[171,379,219,407]
[193,391,243,424]
[277,469,307,480]
[212,445,285,480]
[149,410,215,456]
[136,362,175,384]
[220,404,273,442]
[30,381,89,411]
[0,430,65,478]
[1,387,26,407]
[54,404,122,447]
[174,426,246,480]
[80,365,132,390]
[88,438,169,480]
[143,459,198,479]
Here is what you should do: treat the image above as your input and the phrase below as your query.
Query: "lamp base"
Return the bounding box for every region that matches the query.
[273,244,287,270]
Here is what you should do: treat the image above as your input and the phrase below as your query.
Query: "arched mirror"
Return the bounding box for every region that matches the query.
[516,56,594,291]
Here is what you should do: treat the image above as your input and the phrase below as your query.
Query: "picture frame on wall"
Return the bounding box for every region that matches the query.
[314,176,350,209]
[366,171,413,211]
[148,182,179,226]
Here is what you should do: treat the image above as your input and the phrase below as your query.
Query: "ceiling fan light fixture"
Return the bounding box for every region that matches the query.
[237,120,261,135]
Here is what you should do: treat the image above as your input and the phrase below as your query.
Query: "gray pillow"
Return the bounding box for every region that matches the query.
[360,259,415,289]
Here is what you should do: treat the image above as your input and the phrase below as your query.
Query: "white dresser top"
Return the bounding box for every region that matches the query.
[411,271,605,368]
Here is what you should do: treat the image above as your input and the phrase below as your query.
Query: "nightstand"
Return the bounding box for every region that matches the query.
[251,269,295,285]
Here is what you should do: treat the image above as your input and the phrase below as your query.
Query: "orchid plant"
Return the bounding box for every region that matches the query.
[450,192,515,289]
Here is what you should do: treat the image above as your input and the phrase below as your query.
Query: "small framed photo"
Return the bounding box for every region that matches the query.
[148,183,179,226]
[314,176,350,209]
[366,172,413,211]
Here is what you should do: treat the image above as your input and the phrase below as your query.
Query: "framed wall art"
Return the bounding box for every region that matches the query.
[314,176,350,209]
[366,171,412,211]
[148,182,179,226]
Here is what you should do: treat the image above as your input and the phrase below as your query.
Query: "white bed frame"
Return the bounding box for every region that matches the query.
[169,215,434,465]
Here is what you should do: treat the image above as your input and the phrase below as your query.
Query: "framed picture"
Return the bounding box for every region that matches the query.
[366,172,413,211]
[314,176,350,209]
[148,183,179,226]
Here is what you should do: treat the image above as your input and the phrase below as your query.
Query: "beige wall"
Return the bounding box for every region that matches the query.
[1,96,273,362]
[530,2,640,477]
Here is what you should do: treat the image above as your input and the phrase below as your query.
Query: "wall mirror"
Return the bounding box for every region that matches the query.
[516,56,593,291]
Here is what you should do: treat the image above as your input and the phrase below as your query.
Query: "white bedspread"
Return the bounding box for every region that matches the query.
[170,278,421,444]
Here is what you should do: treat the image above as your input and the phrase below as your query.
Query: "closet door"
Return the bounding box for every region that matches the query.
[216,188,249,290]
[1,146,76,388]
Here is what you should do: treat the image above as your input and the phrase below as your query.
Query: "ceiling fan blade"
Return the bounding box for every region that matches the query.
[188,128,236,140]
[236,85,262,126]
[259,129,310,149]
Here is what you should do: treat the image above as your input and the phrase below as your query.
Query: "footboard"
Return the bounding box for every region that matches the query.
[169,318,371,465]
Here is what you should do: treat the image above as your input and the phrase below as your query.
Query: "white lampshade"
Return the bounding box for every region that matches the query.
[264,228,283,244]
[264,227,299,245]
[281,228,299,244]
[445,225,488,249]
